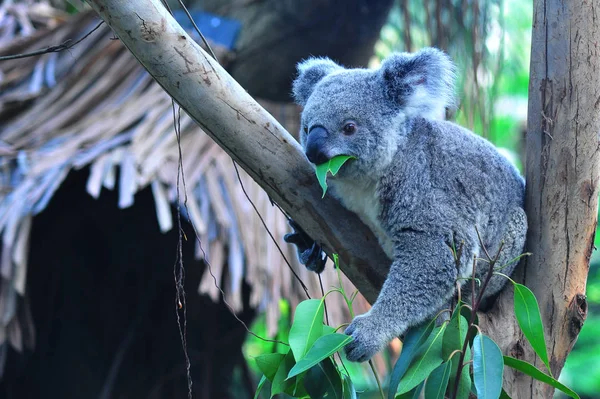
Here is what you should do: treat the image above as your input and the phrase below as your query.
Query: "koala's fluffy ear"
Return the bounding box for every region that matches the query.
[380,48,457,119]
[292,58,343,106]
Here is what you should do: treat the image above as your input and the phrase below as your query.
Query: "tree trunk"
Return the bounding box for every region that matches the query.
[86,0,391,304]
[189,0,395,101]
[481,1,600,397]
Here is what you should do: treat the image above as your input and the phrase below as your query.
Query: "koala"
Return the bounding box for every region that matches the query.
[285,48,527,362]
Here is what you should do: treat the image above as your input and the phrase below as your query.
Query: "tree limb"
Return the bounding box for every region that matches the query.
[85,0,391,303]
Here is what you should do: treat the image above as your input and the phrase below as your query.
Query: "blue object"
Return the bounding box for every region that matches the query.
[174,10,241,50]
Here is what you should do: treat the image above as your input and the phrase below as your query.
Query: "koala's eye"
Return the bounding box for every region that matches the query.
[342,122,357,135]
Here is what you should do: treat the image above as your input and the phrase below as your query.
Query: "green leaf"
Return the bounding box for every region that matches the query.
[458,357,472,399]
[255,353,286,382]
[303,358,343,399]
[443,312,469,359]
[459,303,478,327]
[442,311,469,360]
[271,350,296,397]
[424,361,452,399]
[500,388,512,398]
[503,356,580,399]
[287,376,309,398]
[289,299,325,361]
[254,375,267,399]
[472,334,504,399]
[288,333,353,379]
[329,155,353,175]
[397,325,447,395]
[443,311,470,395]
[395,381,424,399]
[315,163,330,198]
[314,155,355,197]
[512,283,551,374]
[322,324,336,335]
[388,320,436,397]
[441,304,472,399]
[342,374,357,399]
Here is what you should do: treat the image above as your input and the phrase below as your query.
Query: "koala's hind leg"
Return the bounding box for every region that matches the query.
[477,207,528,309]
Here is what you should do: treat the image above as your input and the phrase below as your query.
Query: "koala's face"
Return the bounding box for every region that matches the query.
[292,48,456,179]
[300,71,402,178]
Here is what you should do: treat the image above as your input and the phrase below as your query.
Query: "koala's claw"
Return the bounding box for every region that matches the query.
[344,314,385,362]
[302,242,327,273]
[284,219,327,273]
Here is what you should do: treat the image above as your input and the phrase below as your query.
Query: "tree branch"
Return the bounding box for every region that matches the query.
[85,0,391,303]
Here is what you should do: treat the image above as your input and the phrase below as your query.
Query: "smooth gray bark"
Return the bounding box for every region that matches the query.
[192,0,395,101]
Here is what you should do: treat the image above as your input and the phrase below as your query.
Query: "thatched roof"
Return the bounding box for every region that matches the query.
[0,3,370,364]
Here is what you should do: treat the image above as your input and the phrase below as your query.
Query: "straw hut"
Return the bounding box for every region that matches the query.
[0,2,392,397]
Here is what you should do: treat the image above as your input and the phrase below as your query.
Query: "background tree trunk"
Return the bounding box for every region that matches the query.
[481,1,600,397]
[189,0,395,101]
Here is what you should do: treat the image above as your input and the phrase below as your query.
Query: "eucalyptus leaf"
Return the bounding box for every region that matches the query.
[303,358,343,399]
[443,311,470,396]
[289,299,325,361]
[388,320,436,398]
[424,361,452,399]
[342,374,357,399]
[287,333,353,379]
[287,376,309,398]
[314,155,355,197]
[512,282,551,374]
[396,325,447,395]
[271,350,296,397]
[255,353,286,382]
[323,324,336,335]
[459,303,479,328]
[503,356,580,399]
[254,375,267,399]
[315,163,330,197]
[450,357,473,399]
[443,313,469,359]
[329,155,353,175]
[395,381,424,399]
[472,334,503,399]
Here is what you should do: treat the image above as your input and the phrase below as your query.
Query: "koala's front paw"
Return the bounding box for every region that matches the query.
[344,313,389,362]
[284,219,327,273]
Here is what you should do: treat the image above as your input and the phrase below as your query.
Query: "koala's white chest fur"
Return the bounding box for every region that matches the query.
[330,178,395,259]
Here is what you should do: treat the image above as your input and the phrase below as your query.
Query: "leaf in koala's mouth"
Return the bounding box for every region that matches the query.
[315,155,356,198]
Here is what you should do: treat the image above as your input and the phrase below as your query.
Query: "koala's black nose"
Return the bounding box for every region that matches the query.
[305,126,330,165]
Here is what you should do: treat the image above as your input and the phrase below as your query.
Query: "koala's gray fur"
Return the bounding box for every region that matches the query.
[291,48,527,362]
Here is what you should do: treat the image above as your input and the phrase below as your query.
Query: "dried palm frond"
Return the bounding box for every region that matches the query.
[0,4,370,365]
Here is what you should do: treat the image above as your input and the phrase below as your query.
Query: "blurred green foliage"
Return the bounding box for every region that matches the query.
[374,0,532,161]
